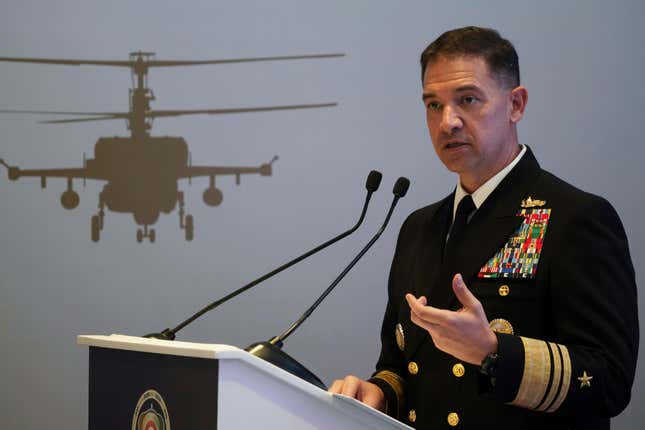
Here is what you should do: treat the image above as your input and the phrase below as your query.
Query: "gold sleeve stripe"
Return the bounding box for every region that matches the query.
[536,342,561,411]
[511,337,551,409]
[546,344,571,413]
[511,337,572,413]
[372,370,405,408]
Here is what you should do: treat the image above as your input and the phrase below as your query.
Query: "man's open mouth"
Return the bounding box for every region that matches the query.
[445,141,467,149]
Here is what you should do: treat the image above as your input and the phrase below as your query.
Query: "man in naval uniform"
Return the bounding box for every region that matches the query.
[329,27,638,429]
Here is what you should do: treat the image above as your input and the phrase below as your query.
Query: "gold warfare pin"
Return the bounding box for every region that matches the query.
[521,196,546,208]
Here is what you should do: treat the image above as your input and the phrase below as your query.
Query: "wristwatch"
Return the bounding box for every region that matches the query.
[480,352,501,381]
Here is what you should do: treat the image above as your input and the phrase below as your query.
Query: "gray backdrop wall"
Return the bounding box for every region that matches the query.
[1,0,643,428]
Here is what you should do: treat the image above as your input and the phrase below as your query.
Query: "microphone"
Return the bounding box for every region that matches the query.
[245,177,410,389]
[144,170,383,340]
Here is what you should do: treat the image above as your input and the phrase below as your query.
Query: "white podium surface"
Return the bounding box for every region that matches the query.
[78,334,412,429]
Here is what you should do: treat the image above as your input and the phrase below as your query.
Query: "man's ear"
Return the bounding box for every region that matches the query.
[509,86,528,123]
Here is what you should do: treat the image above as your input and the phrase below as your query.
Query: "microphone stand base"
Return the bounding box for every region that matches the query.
[143,328,176,340]
[245,341,326,390]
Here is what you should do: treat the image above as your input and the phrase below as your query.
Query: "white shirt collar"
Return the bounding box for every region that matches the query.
[452,145,526,220]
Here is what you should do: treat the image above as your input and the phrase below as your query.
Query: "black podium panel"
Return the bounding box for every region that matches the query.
[89,346,218,430]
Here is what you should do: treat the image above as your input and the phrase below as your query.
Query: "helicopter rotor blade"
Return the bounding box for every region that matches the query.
[145,103,338,118]
[147,53,345,67]
[1,103,338,124]
[0,109,126,116]
[0,53,345,69]
[39,115,126,124]
[0,56,132,67]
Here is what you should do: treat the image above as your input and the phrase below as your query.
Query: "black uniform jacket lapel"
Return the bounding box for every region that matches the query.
[412,195,452,299]
[405,147,542,359]
[400,195,452,360]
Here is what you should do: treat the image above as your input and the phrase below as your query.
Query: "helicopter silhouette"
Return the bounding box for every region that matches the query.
[0,52,342,242]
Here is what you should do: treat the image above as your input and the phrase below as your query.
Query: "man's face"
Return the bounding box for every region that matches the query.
[422,55,524,191]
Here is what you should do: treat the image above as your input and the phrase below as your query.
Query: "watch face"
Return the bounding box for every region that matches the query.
[481,353,500,377]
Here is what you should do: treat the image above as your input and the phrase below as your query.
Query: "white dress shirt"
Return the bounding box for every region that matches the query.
[452,145,527,222]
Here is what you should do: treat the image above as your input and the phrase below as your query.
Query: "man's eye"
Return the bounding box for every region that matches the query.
[427,101,441,111]
[462,96,477,105]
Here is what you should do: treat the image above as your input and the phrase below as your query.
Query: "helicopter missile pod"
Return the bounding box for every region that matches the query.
[0,51,343,243]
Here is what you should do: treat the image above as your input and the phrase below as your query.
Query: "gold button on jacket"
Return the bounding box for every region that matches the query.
[447,412,460,427]
[452,363,465,377]
[408,361,419,375]
[498,284,510,296]
[408,409,417,423]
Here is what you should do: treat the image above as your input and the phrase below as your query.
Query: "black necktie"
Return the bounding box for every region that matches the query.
[447,195,475,247]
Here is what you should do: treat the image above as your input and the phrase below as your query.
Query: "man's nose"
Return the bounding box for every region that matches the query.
[440,106,462,133]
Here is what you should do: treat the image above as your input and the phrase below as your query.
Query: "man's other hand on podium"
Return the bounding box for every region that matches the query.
[328,375,386,411]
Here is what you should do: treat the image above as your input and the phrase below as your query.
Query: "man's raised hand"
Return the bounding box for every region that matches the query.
[406,273,498,365]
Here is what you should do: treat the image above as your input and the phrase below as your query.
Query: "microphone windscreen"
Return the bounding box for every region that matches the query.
[393,177,410,197]
[365,170,383,192]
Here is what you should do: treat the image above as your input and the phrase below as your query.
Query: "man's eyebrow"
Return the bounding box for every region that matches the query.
[455,85,481,93]
[422,85,482,101]
[422,92,436,101]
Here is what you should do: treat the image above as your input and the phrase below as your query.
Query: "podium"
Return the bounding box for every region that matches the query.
[78,334,412,429]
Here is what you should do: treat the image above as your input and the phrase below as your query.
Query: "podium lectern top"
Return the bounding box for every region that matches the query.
[78,334,239,359]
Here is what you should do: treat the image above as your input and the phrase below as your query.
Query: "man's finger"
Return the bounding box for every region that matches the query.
[328,379,343,394]
[406,293,451,323]
[410,311,439,332]
[452,273,479,309]
[339,375,360,397]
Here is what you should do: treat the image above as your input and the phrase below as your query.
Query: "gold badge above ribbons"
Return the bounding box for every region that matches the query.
[395,323,405,351]
[521,196,546,208]
[489,318,514,335]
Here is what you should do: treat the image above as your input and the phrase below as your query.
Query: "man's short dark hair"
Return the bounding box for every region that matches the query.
[420,26,520,88]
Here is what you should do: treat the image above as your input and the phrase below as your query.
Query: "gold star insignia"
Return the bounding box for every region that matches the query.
[521,196,546,208]
[577,371,593,388]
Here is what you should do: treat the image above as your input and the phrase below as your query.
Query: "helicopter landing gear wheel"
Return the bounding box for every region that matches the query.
[91,215,100,242]
[178,207,185,228]
[178,190,186,228]
[149,228,156,243]
[185,214,194,241]
[136,229,143,243]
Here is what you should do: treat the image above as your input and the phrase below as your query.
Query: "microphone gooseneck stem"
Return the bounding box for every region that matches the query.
[145,171,382,340]
[166,194,371,337]
[273,194,402,346]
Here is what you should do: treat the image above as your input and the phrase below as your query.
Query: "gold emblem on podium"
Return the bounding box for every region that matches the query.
[132,389,172,430]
